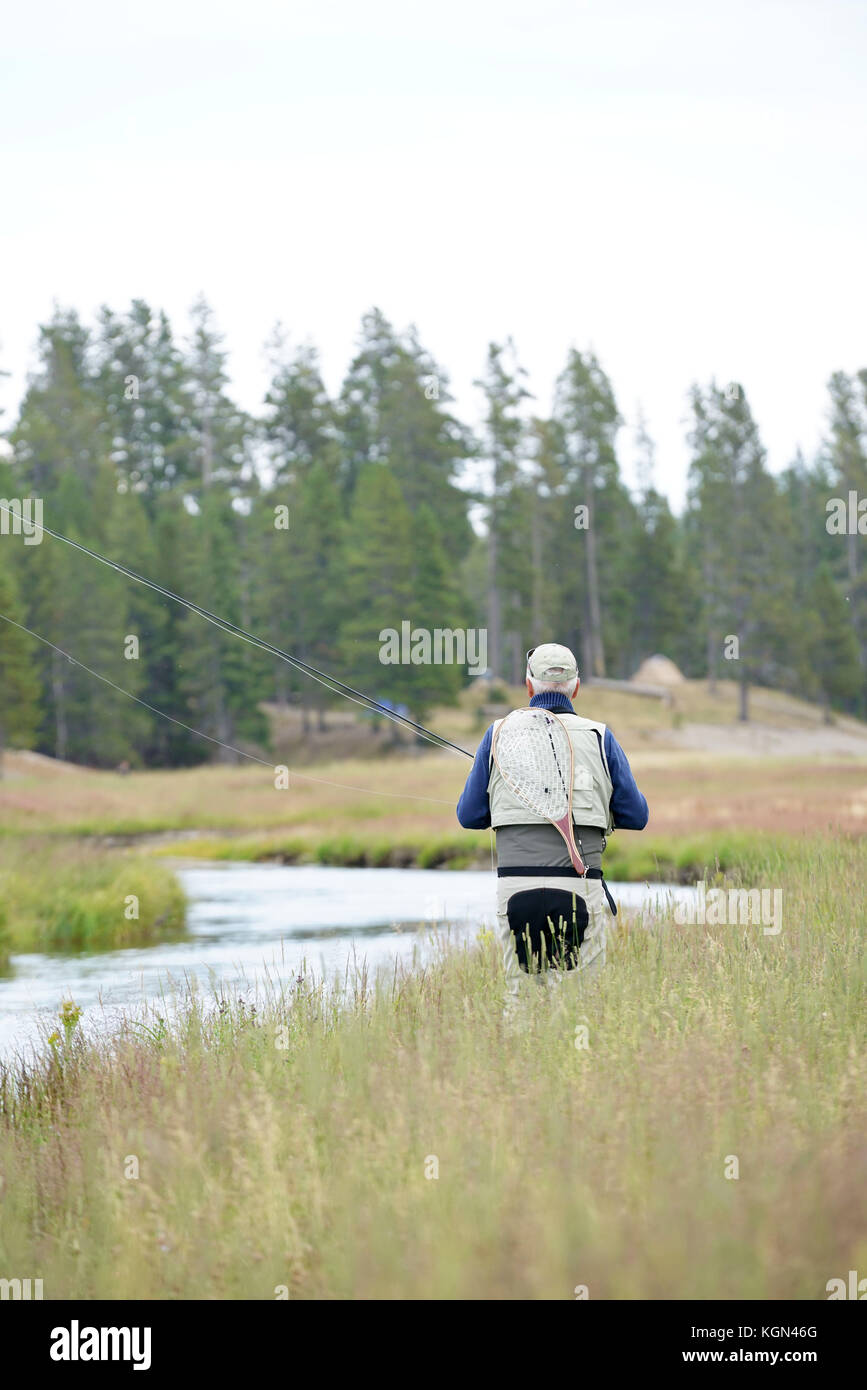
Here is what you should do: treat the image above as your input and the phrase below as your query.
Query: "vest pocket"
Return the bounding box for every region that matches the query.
[571,766,594,813]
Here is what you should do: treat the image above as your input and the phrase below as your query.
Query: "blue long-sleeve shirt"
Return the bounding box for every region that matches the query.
[456,691,649,832]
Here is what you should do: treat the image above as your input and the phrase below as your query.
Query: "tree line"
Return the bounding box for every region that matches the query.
[0,298,863,767]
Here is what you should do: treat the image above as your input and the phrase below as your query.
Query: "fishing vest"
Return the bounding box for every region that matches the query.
[488,710,614,833]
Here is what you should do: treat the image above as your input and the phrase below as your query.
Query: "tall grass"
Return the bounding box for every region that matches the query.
[0,840,186,964]
[156,826,813,879]
[0,837,863,1299]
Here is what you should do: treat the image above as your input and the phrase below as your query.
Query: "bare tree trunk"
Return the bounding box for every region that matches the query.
[208,645,236,763]
[583,471,605,676]
[530,491,543,639]
[704,551,717,693]
[52,648,68,760]
[487,509,502,678]
[846,519,859,587]
[215,695,235,762]
[202,411,214,490]
[508,618,522,686]
[847,527,867,694]
[735,583,748,722]
[239,554,252,632]
[706,622,717,694]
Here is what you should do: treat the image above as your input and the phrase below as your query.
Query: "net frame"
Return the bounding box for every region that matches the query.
[491,708,586,875]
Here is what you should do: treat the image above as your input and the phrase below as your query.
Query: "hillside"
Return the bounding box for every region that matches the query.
[265,676,867,764]
[1,679,865,858]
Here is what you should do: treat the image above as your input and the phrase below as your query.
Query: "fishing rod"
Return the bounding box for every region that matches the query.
[0,611,459,806]
[0,501,473,760]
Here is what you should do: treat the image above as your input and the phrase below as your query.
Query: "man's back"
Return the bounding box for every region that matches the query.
[456,644,648,994]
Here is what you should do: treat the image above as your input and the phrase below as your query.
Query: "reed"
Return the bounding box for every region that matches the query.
[0,835,862,1299]
[0,839,186,964]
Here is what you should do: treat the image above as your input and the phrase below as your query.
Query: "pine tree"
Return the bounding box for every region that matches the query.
[103,484,172,762]
[147,492,210,764]
[288,460,346,729]
[687,382,796,719]
[475,340,531,680]
[408,505,464,713]
[686,384,732,691]
[95,300,189,499]
[824,371,867,704]
[553,350,628,677]
[337,309,474,561]
[245,488,301,712]
[176,489,269,761]
[9,308,107,498]
[526,416,570,651]
[627,414,693,672]
[806,563,862,721]
[0,544,40,773]
[179,297,252,496]
[340,464,418,726]
[262,329,339,486]
[8,321,150,764]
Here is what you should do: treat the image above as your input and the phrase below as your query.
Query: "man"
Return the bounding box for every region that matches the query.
[457,642,648,997]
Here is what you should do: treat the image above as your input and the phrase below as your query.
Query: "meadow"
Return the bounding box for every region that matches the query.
[0,836,863,1299]
[0,680,864,1297]
[0,839,186,966]
[0,677,864,959]
[2,679,865,857]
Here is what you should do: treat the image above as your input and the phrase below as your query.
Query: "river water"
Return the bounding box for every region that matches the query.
[0,863,690,1061]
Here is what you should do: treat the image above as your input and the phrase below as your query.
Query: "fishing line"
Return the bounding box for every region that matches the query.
[0,502,474,760]
[0,611,460,807]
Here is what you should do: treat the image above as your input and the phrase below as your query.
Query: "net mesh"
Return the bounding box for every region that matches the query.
[492,709,573,820]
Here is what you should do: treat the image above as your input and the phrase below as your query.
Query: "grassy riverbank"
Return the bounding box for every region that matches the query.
[151,824,807,883]
[0,840,186,966]
[1,836,863,1299]
[1,716,863,965]
[2,731,866,882]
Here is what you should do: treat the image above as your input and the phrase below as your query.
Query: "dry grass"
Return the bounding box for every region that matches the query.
[0,836,864,1300]
[1,739,865,850]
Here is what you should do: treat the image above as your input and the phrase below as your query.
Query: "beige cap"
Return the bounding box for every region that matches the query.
[526,643,579,682]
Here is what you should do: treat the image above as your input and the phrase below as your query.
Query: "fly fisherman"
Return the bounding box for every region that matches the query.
[456,643,649,999]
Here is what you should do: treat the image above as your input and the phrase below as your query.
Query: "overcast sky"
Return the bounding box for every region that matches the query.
[3,0,865,509]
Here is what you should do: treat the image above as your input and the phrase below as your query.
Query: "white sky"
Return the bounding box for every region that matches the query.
[2,0,866,509]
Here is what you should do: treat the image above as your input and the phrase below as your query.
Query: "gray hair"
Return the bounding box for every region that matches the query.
[526,672,576,697]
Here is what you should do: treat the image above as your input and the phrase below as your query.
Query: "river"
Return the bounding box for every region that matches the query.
[0,863,691,1061]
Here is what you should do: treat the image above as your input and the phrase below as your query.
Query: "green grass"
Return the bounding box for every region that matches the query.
[0,835,863,1299]
[599,830,809,883]
[0,840,186,964]
[152,825,810,881]
[151,827,488,870]
[148,827,498,871]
